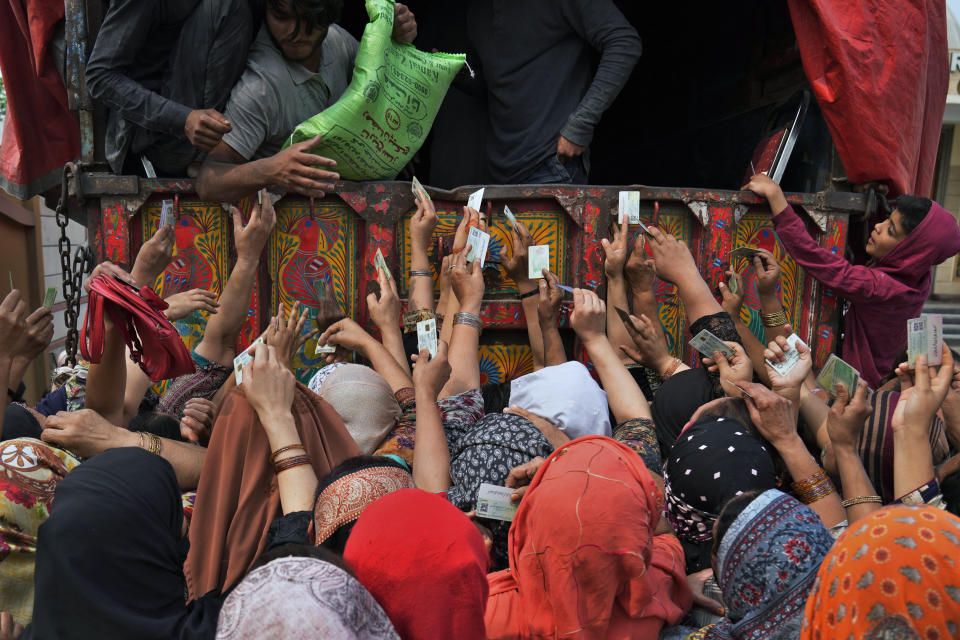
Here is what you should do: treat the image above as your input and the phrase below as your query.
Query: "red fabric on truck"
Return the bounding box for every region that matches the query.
[0,0,79,199]
[788,0,948,197]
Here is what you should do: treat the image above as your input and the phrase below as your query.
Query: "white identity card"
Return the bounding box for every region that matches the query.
[689,329,735,359]
[618,191,640,224]
[233,336,264,385]
[503,205,517,227]
[765,333,807,377]
[476,483,518,522]
[417,318,438,358]
[465,226,491,267]
[528,245,549,280]
[907,314,943,367]
[159,200,174,227]
[467,188,484,212]
[411,176,430,203]
[374,248,390,278]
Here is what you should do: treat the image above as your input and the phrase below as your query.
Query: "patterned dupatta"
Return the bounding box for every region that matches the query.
[708,490,834,640]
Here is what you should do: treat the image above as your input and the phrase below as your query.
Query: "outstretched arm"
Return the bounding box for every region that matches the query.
[195,193,275,367]
[412,341,452,493]
[571,288,651,422]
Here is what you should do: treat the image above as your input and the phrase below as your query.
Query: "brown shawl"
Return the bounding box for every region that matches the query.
[183,383,360,599]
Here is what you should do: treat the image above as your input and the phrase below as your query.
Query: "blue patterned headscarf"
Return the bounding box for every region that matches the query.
[708,489,834,640]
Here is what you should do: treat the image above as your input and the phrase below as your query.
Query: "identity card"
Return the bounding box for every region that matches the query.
[764,333,806,377]
[466,226,491,267]
[234,336,264,385]
[417,318,438,358]
[689,329,735,359]
[467,188,484,212]
[528,245,549,279]
[476,483,518,522]
[618,191,640,224]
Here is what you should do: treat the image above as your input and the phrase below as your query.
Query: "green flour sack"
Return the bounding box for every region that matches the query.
[284,0,465,180]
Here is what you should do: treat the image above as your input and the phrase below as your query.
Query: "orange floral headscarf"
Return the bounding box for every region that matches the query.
[801,504,960,640]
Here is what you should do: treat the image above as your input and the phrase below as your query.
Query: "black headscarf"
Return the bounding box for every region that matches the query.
[650,368,715,457]
[663,417,779,573]
[21,448,221,640]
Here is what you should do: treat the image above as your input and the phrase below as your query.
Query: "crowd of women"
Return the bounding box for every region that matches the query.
[0,173,959,639]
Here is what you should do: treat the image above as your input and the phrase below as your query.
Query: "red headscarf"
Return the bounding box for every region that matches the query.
[343,489,490,640]
[485,436,692,639]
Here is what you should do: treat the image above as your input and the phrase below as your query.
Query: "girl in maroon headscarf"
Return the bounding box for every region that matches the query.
[745,174,960,387]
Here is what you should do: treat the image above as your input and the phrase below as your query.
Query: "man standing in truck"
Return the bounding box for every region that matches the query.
[85,0,261,176]
[467,0,641,185]
[194,0,417,202]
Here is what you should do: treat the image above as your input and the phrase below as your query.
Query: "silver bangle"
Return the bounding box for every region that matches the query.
[453,311,483,330]
[409,269,432,278]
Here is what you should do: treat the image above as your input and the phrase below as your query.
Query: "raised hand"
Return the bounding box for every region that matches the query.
[703,341,753,389]
[624,232,656,291]
[762,330,812,392]
[536,269,564,326]
[826,382,872,449]
[752,249,781,298]
[316,317,376,358]
[264,301,316,371]
[240,342,296,424]
[131,224,175,286]
[569,287,606,346]
[601,217,629,278]
[412,340,451,399]
[367,266,401,330]
[163,288,220,321]
[16,306,54,362]
[83,261,137,293]
[738,380,799,448]
[180,397,218,446]
[503,218,534,290]
[233,190,276,262]
[892,345,955,436]
[742,173,788,215]
[719,269,744,319]
[0,290,27,357]
[450,252,485,310]
[618,312,672,372]
[410,194,438,252]
[644,227,699,286]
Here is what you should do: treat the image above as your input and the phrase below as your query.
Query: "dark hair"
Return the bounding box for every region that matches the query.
[943,469,960,518]
[267,0,343,34]
[128,411,182,441]
[249,543,353,575]
[698,398,753,431]
[314,454,410,554]
[893,195,933,234]
[481,381,512,415]
[711,489,765,563]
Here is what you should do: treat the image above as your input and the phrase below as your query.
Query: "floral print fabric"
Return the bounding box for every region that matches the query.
[0,438,80,624]
[711,489,834,639]
[801,504,960,640]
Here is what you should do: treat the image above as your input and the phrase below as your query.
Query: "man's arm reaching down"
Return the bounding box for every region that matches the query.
[195,136,340,202]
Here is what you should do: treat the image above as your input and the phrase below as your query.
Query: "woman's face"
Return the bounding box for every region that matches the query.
[866,210,908,260]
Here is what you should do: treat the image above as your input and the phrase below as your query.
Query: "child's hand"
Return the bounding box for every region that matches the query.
[742,174,788,215]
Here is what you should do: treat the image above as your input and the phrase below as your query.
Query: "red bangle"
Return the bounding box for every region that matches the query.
[274,454,311,474]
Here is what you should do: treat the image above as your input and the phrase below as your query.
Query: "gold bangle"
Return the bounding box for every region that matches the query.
[761,310,788,327]
[791,468,835,504]
[139,431,161,456]
[149,432,162,456]
[841,495,883,508]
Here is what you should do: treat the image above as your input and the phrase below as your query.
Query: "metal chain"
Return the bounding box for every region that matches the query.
[55,164,92,366]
